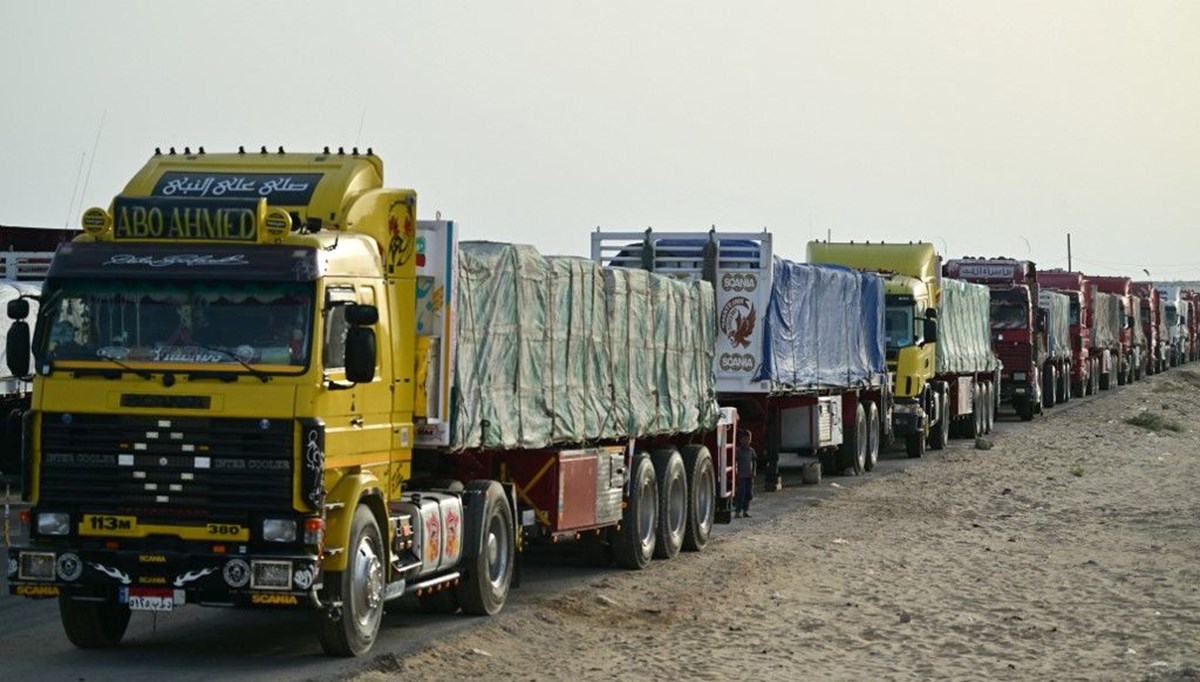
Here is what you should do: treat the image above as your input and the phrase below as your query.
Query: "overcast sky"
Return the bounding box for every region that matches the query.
[1,1,1196,278]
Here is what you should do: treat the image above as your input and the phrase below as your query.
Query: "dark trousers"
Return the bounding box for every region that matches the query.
[734,477,754,512]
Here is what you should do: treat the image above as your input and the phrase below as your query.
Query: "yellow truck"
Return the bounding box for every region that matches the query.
[4,148,735,656]
[807,242,999,457]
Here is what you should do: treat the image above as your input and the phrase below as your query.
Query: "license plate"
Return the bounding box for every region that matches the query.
[120,587,174,612]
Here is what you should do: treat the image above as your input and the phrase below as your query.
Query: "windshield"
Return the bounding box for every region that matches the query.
[990,300,1028,329]
[39,279,314,370]
[884,305,915,349]
[1068,298,1080,326]
[1165,306,1178,326]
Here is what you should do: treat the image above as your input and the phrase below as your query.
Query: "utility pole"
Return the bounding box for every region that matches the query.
[1067,232,1072,271]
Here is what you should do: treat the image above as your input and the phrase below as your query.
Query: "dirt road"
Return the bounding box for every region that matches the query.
[356,371,1200,682]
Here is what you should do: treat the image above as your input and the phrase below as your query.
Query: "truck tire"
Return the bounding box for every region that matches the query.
[837,402,867,475]
[864,402,880,472]
[680,445,715,552]
[928,391,949,451]
[59,595,131,648]
[983,382,994,434]
[318,505,385,656]
[458,480,515,616]
[612,453,657,569]
[1042,367,1057,408]
[905,432,925,458]
[651,448,686,560]
[972,384,984,437]
[1014,397,1035,421]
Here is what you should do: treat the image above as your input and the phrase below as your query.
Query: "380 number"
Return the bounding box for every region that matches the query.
[206,524,242,536]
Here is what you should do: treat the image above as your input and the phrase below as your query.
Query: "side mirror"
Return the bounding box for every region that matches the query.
[7,321,30,377]
[343,305,378,383]
[7,298,29,321]
[922,317,939,345]
[345,304,378,326]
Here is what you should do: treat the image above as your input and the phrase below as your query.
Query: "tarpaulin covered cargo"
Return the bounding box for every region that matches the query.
[936,278,1000,374]
[451,242,718,451]
[1092,292,1121,350]
[1039,290,1072,361]
[758,257,886,389]
[1131,297,1146,347]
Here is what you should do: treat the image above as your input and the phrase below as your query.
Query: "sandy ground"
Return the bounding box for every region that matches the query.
[354,370,1200,682]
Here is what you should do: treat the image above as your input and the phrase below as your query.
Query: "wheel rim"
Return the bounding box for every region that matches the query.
[855,407,867,470]
[484,510,511,589]
[866,405,879,467]
[637,476,657,551]
[667,470,686,536]
[696,462,714,535]
[352,531,384,632]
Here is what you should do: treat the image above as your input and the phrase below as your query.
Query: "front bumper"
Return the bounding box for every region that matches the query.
[891,401,926,436]
[7,544,321,610]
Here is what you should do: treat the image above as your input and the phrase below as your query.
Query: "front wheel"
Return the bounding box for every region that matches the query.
[928,392,949,450]
[59,595,131,648]
[458,480,515,615]
[1014,397,1035,421]
[318,505,385,657]
[905,432,925,458]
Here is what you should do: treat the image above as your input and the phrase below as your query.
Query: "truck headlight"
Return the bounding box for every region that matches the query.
[262,519,297,543]
[37,512,71,536]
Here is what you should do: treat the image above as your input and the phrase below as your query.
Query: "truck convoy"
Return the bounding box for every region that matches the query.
[6,148,1199,662]
[3,149,738,657]
[807,242,998,457]
[591,229,889,488]
[942,257,1069,420]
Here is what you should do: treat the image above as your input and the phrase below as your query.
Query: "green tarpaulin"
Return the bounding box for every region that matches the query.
[451,242,719,451]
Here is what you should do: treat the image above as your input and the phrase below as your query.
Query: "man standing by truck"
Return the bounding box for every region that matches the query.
[735,429,757,518]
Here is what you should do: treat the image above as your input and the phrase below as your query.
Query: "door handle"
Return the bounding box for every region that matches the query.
[350,417,365,428]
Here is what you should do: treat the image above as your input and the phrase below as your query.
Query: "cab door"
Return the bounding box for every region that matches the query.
[318,284,363,467]
[355,284,394,476]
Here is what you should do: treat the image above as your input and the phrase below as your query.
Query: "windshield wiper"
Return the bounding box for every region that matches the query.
[94,350,155,381]
[194,344,271,383]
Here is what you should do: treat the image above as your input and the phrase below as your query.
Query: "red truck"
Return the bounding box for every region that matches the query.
[1038,269,1102,396]
[1131,282,1165,375]
[1089,275,1138,385]
[1183,291,1200,362]
[943,257,1064,420]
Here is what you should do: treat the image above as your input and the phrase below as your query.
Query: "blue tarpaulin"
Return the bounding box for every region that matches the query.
[758,257,887,390]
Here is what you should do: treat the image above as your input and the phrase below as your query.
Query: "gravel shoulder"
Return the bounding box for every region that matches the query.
[355,370,1200,682]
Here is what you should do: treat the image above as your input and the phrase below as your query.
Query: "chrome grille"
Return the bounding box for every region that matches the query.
[39,413,293,523]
